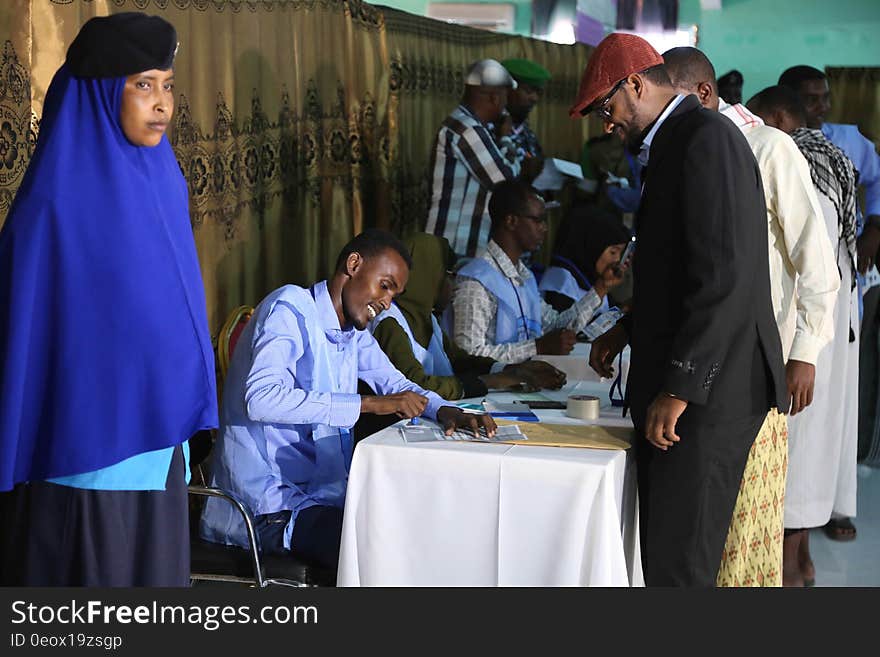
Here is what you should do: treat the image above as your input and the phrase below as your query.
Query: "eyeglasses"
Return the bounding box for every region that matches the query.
[592,79,627,121]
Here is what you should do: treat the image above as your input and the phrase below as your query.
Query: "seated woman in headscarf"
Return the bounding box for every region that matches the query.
[370,233,566,400]
[0,13,218,586]
[539,205,633,314]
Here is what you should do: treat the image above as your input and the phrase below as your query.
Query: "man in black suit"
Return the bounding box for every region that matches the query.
[570,33,788,586]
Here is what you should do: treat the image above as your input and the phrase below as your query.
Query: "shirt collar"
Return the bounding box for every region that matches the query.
[312,279,357,343]
[487,239,530,281]
[638,93,687,166]
[718,99,764,132]
[458,104,485,126]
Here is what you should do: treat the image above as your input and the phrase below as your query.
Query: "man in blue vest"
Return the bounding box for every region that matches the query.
[200,229,496,573]
[450,179,625,364]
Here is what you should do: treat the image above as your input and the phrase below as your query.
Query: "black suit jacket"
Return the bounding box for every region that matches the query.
[624,95,788,425]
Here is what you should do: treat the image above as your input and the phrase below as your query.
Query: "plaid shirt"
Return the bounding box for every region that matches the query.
[451,240,603,364]
[510,120,543,163]
[425,105,521,258]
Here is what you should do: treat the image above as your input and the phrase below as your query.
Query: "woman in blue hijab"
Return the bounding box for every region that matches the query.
[0,13,218,586]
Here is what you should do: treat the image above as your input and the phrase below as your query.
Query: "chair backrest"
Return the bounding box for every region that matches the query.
[217,305,254,382]
[196,305,254,486]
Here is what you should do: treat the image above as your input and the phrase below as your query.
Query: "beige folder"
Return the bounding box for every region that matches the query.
[494,419,632,450]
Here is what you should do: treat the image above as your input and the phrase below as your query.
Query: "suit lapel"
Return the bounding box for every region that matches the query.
[644,95,702,175]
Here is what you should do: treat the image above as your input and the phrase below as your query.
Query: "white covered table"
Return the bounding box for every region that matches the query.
[337,375,642,587]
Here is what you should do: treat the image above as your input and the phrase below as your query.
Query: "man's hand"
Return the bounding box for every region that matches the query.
[857,220,880,274]
[436,407,497,438]
[535,328,577,355]
[592,263,626,298]
[479,372,538,392]
[786,359,816,416]
[644,394,688,451]
[496,111,513,138]
[360,391,427,419]
[505,360,567,390]
[588,323,628,378]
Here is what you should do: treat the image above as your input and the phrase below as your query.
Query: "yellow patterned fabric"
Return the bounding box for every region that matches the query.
[716,409,788,587]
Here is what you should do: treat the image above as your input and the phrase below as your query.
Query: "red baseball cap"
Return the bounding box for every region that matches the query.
[569,33,664,118]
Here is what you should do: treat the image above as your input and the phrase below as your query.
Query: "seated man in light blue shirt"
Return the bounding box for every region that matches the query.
[201,229,495,571]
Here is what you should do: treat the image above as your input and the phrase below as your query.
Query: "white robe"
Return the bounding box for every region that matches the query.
[784,193,859,528]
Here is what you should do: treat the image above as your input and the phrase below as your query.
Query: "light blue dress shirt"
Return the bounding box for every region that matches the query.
[200,280,447,550]
[823,122,880,318]
[638,94,687,167]
[822,122,880,219]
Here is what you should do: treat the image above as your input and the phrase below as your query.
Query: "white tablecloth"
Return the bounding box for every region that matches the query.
[337,378,643,587]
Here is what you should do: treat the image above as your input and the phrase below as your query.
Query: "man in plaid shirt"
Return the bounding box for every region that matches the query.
[425,59,521,259]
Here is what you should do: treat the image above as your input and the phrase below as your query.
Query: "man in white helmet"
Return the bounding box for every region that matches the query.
[425,59,522,259]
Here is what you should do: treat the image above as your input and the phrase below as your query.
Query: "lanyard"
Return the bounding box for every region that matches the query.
[491,252,531,340]
[609,351,625,408]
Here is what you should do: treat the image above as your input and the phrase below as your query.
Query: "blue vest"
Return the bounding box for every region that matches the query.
[371,303,455,376]
[538,266,587,303]
[538,265,611,315]
[457,256,543,344]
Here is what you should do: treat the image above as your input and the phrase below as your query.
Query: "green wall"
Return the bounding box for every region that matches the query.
[376,1,533,35]
[682,0,880,101]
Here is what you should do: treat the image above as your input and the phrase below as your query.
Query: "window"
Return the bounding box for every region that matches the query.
[426,3,516,33]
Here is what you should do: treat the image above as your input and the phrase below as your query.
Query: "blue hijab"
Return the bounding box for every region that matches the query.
[0,66,218,490]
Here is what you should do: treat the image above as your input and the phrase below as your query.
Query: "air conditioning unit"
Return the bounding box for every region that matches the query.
[426,3,516,32]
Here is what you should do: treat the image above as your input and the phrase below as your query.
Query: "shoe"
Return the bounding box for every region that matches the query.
[822,517,856,542]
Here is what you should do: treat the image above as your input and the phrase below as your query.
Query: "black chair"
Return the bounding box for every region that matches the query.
[187,439,336,588]
[186,302,336,588]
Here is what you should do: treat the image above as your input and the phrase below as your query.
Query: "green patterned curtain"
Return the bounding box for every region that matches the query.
[0,0,595,332]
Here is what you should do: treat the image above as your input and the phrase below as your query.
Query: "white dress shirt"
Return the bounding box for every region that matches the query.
[720,100,839,363]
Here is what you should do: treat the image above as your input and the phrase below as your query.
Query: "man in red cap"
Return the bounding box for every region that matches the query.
[576,33,788,586]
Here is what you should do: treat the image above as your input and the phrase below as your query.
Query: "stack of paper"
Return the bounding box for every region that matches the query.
[399,424,526,444]
[481,400,540,422]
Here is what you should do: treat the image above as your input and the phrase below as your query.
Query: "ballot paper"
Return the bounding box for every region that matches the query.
[480,399,540,422]
[399,424,526,444]
[532,158,592,192]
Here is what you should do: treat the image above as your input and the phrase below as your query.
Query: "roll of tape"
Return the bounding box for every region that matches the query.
[566,394,600,420]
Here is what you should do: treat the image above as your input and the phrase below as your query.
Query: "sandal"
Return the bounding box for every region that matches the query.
[823,517,857,542]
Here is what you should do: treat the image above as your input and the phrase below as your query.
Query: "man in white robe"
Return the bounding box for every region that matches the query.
[749,84,860,588]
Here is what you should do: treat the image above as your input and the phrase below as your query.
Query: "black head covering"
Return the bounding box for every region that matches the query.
[553,205,630,286]
[65,12,178,79]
